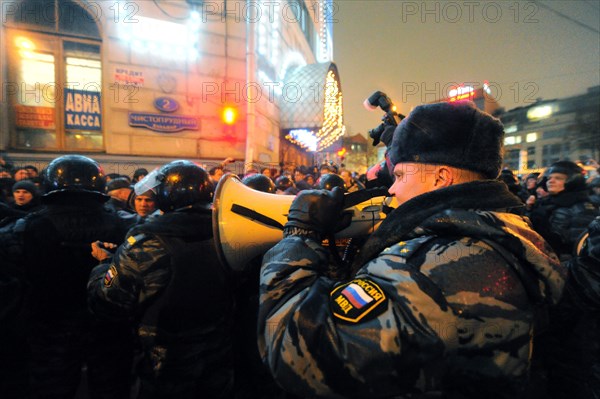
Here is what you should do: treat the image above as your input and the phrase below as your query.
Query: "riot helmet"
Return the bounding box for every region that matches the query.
[43,155,107,200]
[136,160,212,212]
[275,175,294,191]
[242,174,276,193]
[546,161,587,192]
[318,173,347,192]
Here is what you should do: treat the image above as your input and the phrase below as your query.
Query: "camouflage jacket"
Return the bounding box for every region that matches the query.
[88,209,235,397]
[259,181,566,398]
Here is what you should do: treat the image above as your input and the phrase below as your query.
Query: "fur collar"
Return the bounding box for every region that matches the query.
[352,180,524,269]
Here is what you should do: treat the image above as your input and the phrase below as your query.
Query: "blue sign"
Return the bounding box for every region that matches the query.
[128,112,199,133]
[64,89,101,131]
[153,97,179,113]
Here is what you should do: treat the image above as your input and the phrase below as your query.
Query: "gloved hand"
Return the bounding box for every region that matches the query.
[285,187,349,238]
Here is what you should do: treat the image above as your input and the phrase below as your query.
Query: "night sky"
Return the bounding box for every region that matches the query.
[333,0,600,136]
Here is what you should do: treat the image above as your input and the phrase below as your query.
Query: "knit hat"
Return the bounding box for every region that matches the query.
[106,177,131,192]
[389,101,504,179]
[12,180,39,196]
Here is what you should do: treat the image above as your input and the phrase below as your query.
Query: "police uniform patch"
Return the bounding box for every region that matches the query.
[104,265,118,287]
[330,278,387,323]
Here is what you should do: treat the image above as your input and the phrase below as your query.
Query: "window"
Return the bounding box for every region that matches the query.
[527,147,536,156]
[6,0,102,151]
[544,130,564,139]
[504,136,522,145]
[526,132,538,143]
[507,149,520,160]
[287,1,317,55]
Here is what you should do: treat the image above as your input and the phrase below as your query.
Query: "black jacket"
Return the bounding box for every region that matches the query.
[88,209,235,398]
[0,193,135,398]
[259,180,565,398]
[529,189,598,259]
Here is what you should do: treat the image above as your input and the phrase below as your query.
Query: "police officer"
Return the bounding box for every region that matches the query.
[258,102,567,398]
[0,155,135,398]
[88,160,235,399]
[529,161,599,260]
[527,163,599,398]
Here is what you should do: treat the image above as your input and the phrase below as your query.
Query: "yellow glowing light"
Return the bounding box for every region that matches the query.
[527,105,552,120]
[74,134,83,139]
[15,37,35,50]
[284,69,345,152]
[315,70,345,151]
[223,107,237,125]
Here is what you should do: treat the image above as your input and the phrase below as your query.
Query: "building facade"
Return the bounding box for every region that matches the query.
[0,0,345,174]
[499,86,600,173]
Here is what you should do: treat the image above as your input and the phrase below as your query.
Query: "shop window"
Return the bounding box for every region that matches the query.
[6,0,102,151]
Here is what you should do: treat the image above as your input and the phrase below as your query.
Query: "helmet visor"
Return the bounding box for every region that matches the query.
[134,169,162,196]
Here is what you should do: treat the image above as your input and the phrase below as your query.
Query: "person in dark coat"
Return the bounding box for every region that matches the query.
[527,161,600,398]
[104,177,134,214]
[529,161,599,261]
[499,169,529,203]
[258,102,566,398]
[0,155,135,399]
[10,180,42,214]
[88,160,235,399]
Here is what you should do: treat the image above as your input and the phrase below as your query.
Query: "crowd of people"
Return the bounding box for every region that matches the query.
[0,100,599,398]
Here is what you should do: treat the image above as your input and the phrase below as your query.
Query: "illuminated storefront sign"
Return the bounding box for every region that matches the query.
[15,105,55,129]
[448,85,475,102]
[287,129,318,151]
[64,89,101,130]
[128,112,199,133]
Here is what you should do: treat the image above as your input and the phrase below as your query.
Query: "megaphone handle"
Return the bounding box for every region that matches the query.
[343,187,389,209]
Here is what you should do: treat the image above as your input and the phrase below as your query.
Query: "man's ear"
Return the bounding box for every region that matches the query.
[435,166,454,187]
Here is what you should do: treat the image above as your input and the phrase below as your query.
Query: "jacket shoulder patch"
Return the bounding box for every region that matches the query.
[330,278,387,323]
[104,265,118,287]
[380,236,435,259]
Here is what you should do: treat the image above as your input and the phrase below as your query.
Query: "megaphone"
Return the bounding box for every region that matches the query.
[212,174,388,272]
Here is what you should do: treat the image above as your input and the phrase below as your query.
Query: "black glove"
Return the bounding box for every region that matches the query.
[285,187,349,239]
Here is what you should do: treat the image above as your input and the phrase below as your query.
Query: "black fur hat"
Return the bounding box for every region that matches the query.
[389,101,504,179]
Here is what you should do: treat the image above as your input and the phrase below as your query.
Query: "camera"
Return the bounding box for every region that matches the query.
[363,91,404,147]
